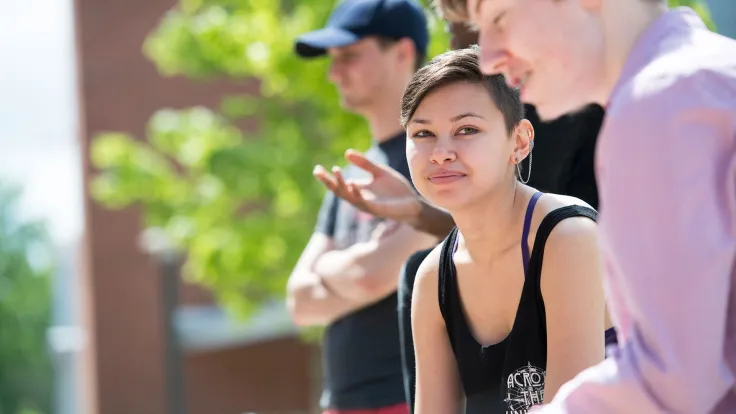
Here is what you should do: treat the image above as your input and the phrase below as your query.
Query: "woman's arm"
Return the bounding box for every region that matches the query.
[411,249,464,414]
[540,217,607,402]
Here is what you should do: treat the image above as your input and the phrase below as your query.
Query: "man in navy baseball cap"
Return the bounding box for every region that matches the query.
[295,0,429,59]
[288,1,436,414]
[295,0,429,114]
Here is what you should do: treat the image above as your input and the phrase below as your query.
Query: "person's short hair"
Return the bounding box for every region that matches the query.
[377,36,427,71]
[433,0,471,23]
[400,46,524,134]
[434,0,665,23]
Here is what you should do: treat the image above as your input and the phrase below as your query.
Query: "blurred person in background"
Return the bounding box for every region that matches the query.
[431,0,736,412]
[286,1,437,413]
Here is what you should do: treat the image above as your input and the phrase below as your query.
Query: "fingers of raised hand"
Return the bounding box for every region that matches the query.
[315,163,377,214]
[346,181,367,207]
[313,165,339,193]
[345,149,387,177]
[332,167,352,198]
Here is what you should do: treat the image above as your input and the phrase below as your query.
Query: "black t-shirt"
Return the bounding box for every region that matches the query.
[438,201,612,414]
[314,132,410,410]
[521,104,604,209]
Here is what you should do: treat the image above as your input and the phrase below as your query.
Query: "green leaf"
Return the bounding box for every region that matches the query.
[0,182,53,414]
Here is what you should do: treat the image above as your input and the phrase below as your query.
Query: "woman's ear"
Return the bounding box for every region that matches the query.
[511,119,535,164]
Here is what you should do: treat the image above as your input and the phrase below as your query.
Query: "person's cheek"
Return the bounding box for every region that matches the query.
[406,142,420,172]
[406,141,426,189]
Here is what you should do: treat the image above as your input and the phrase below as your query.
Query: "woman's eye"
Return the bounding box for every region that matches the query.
[412,130,434,138]
[457,127,479,135]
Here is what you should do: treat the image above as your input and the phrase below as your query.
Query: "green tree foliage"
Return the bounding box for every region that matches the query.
[0,184,53,414]
[90,1,449,316]
[90,0,714,317]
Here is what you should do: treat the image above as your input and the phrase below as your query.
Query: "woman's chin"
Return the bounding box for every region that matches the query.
[425,192,474,213]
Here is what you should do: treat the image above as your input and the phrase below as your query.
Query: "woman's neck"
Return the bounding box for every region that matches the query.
[451,181,535,265]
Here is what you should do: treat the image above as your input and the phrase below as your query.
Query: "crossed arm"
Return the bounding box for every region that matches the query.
[287,224,437,327]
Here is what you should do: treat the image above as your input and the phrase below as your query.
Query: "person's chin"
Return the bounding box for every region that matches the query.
[425,190,471,213]
[339,97,368,113]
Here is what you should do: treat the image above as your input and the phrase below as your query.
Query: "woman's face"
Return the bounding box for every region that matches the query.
[406,81,528,212]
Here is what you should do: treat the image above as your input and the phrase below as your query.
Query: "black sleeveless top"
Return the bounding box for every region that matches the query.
[438,192,616,414]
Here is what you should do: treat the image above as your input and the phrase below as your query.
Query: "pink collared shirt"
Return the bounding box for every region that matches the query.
[534,7,736,414]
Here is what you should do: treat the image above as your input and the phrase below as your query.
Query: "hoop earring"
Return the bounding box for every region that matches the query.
[516,151,532,184]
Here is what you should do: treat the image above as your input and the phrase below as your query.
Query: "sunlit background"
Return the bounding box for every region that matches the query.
[0,0,732,413]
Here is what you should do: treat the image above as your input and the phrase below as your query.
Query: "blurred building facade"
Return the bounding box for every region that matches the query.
[71,0,319,413]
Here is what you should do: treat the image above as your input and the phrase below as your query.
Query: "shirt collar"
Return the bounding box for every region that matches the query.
[609,7,707,105]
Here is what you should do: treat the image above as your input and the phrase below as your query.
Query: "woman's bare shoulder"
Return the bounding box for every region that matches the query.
[524,191,598,254]
[412,243,446,308]
[538,192,595,212]
[415,244,443,285]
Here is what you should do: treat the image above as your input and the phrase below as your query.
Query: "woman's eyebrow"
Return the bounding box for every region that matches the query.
[450,112,486,122]
[410,112,486,125]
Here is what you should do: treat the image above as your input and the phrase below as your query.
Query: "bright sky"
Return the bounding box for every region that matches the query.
[0,0,83,246]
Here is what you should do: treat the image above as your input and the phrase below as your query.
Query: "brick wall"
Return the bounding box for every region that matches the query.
[73,0,316,412]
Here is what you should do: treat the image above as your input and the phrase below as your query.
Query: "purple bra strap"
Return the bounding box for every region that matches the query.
[521,192,543,275]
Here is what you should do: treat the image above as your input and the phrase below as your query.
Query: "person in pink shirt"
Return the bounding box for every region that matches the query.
[316,0,736,412]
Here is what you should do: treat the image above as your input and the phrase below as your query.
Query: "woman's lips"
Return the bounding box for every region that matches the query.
[428,171,466,184]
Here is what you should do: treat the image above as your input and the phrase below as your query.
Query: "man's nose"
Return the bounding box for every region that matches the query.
[478,33,509,75]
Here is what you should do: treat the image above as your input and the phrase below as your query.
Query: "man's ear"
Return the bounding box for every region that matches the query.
[395,37,417,69]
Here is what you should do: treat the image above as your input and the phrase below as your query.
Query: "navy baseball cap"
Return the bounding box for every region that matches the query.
[295,0,429,59]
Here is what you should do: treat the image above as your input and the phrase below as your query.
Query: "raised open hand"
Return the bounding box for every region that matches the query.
[313,149,422,223]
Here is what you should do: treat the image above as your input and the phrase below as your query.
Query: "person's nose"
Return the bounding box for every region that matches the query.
[430,135,457,165]
[477,30,510,75]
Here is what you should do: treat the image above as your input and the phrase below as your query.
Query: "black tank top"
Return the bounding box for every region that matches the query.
[438,192,615,414]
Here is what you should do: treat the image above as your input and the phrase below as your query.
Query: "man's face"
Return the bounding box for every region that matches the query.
[327,37,400,113]
[466,0,606,119]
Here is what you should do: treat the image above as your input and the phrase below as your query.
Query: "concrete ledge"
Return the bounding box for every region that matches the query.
[174,302,299,353]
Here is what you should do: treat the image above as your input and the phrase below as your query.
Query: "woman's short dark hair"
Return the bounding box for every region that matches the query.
[400,46,524,134]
